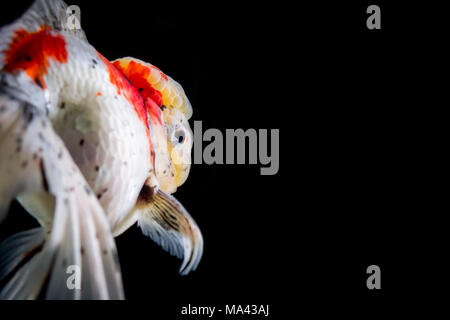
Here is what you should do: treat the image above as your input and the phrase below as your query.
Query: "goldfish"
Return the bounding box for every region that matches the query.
[0,0,202,299]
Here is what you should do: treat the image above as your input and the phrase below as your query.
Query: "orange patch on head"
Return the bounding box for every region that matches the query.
[3,26,68,89]
[97,92,102,96]
[112,60,164,126]
[113,60,164,106]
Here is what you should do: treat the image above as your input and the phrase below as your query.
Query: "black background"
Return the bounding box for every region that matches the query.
[0,0,439,317]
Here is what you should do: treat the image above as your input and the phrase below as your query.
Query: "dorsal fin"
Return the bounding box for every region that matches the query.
[12,0,86,39]
[1,0,87,69]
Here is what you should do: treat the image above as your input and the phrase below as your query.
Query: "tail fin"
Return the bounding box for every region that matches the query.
[0,192,124,299]
[136,187,203,275]
[0,228,46,283]
[43,185,124,299]
[0,74,123,299]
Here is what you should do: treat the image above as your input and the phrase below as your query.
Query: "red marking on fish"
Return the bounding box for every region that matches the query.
[97,53,148,122]
[97,92,102,96]
[112,60,163,125]
[97,52,155,165]
[3,25,68,89]
[145,97,163,127]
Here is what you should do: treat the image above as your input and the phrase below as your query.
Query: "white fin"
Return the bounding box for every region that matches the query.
[137,187,203,275]
[0,247,52,299]
[0,74,123,299]
[0,228,45,282]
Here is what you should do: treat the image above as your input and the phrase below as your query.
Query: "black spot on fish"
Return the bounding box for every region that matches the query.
[25,56,31,61]
[38,132,45,141]
[97,188,107,199]
[21,161,28,168]
[80,247,85,255]
[92,59,98,65]
[160,105,167,111]
[59,102,65,109]
[95,165,100,172]
[58,150,63,159]
[84,185,91,195]
[39,159,49,192]
[79,139,84,146]
[138,88,143,92]
[103,249,107,255]
[34,77,43,89]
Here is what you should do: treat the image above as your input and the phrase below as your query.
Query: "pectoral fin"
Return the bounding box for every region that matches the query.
[137,188,203,275]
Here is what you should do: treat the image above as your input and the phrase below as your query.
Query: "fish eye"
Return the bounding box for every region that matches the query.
[174,129,185,144]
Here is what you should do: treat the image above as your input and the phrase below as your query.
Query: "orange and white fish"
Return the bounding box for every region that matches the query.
[0,0,202,299]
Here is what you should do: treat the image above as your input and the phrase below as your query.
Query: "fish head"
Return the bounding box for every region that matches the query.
[112,57,193,194]
[164,106,193,189]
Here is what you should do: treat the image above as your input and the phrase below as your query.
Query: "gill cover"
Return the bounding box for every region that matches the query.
[112,57,193,194]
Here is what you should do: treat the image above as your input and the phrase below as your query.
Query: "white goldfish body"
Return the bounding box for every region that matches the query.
[0,0,202,299]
